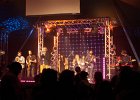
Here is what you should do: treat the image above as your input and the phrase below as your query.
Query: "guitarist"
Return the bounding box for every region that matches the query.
[26,50,37,78]
[40,47,49,73]
[15,51,25,78]
[85,50,96,81]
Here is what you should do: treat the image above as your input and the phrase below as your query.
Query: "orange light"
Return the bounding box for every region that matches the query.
[109,24,113,31]
[46,28,51,33]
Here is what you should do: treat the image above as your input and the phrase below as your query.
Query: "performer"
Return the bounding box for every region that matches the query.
[110,45,116,56]
[115,50,132,73]
[64,57,69,70]
[85,50,96,81]
[119,50,132,66]
[80,55,86,71]
[26,50,37,78]
[59,55,65,73]
[15,51,25,78]
[67,51,75,69]
[40,47,49,73]
[72,54,81,69]
[110,45,117,67]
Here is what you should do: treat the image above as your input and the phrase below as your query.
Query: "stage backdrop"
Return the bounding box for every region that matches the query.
[58,26,105,72]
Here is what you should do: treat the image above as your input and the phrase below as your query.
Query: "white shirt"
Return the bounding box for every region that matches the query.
[15,56,25,68]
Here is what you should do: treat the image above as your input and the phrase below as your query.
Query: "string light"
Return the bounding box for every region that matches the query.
[0,16,29,34]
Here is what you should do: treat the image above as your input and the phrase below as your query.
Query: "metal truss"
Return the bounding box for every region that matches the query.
[0,32,8,67]
[50,34,59,71]
[40,18,109,26]
[37,26,44,74]
[37,18,112,76]
[105,20,112,79]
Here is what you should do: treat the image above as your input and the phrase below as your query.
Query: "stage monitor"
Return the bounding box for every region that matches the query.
[26,0,80,16]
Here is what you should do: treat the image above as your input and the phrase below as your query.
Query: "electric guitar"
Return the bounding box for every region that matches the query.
[27,58,36,68]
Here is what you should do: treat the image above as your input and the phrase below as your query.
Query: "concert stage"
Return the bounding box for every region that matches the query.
[0,18,114,81]
[36,18,113,79]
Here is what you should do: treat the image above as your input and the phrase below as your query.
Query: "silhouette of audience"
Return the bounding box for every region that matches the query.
[58,69,76,100]
[1,63,140,100]
[32,68,58,100]
[0,62,23,100]
[74,66,81,85]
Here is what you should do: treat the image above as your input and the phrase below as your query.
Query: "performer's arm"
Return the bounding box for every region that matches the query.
[32,55,37,63]
[92,55,96,63]
[93,57,96,62]
[26,57,29,65]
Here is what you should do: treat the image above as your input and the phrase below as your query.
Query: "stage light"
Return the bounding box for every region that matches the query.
[45,28,51,33]
[109,23,114,31]
[84,28,92,33]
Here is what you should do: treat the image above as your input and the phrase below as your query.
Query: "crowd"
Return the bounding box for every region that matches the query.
[0,62,140,100]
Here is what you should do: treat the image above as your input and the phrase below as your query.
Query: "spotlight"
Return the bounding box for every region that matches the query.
[45,28,51,33]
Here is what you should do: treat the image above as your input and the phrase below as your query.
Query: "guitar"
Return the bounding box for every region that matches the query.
[116,57,136,67]
[26,56,37,68]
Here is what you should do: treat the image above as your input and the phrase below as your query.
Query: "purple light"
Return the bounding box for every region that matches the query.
[21,80,35,83]
[58,24,105,75]
[103,57,106,79]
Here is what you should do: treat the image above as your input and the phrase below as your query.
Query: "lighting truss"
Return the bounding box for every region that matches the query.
[37,18,112,79]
